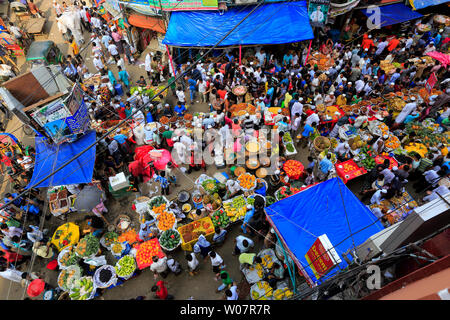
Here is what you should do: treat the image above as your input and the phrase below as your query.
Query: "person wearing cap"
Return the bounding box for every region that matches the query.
[370,188,388,205]
[334,142,351,162]
[173,101,186,117]
[361,34,375,51]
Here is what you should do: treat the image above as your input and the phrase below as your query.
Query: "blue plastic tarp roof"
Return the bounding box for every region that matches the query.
[162,1,314,47]
[266,178,384,285]
[362,3,423,28]
[410,0,448,10]
[27,130,97,188]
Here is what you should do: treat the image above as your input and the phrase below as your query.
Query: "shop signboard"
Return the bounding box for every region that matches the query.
[118,0,218,11]
[304,234,342,279]
[30,99,71,128]
[329,0,360,18]
[308,0,330,28]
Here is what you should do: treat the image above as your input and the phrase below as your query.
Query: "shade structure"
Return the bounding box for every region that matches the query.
[409,0,448,10]
[162,1,314,47]
[361,3,423,28]
[127,14,166,34]
[27,130,97,188]
[266,178,384,285]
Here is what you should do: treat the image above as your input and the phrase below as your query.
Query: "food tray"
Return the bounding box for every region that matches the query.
[237,173,257,192]
[57,246,80,270]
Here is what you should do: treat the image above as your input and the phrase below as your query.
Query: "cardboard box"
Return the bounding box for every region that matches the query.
[109,172,129,191]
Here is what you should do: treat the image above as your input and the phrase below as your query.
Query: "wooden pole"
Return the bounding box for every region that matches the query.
[239,45,242,66]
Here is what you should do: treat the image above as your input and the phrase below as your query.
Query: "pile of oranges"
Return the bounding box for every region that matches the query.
[157,211,175,231]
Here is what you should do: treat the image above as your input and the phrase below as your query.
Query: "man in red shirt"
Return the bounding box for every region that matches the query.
[151,280,173,300]
[361,34,375,51]
[387,37,400,52]
[0,248,25,266]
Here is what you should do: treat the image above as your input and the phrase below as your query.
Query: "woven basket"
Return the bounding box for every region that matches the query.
[313,136,331,152]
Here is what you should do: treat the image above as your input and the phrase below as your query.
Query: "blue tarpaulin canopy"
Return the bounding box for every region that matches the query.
[410,0,448,10]
[362,3,423,28]
[162,1,314,47]
[27,130,97,188]
[266,178,384,285]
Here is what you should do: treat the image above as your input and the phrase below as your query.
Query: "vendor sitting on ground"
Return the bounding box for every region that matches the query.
[233,235,254,255]
[238,252,262,269]
[81,215,105,237]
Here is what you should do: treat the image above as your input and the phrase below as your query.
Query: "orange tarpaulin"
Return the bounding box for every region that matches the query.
[128,15,166,34]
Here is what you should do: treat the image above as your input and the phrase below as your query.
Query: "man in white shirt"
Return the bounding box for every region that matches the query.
[255,49,266,67]
[225,285,239,300]
[107,41,119,59]
[150,256,168,278]
[93,55,104,74]
[233,235,254,255]
[186,252,199,275]
[305,112,320,127]
[375,39,388,56]
[371,189,387,205]
[176,88,186,104]
[355,79,365,93]
[209,251,225,273]
[290,98,303,119]
[381,168,395,184]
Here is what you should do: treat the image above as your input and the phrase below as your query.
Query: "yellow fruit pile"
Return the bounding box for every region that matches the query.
[261,255,273,269]
[273,288,294,300]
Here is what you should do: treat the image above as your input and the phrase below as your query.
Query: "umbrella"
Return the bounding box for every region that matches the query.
[27,279,45,297]
[74,185,105,213]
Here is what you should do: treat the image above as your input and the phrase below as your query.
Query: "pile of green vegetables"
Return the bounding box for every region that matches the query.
[359,146,376,170]
[159,229,181,250]
[211,208,230,228]
[115,255,136,277]
[148,196,167,210]
[232,195,246,208]
[202,179,218,194]
[69,277,94,300]
[75,234,100,257]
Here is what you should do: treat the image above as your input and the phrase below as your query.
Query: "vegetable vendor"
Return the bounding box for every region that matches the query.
[224,180,240,200]
[193,235,212,260]
[138,220,157,242]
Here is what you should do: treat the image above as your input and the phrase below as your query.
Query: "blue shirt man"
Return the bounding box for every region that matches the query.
[301,124,314,138]
[319,157,333,174]
[113,134,128,145]
[174,104,186,116]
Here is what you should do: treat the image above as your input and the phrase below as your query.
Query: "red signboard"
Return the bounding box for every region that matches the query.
[426,72,437,94]
[304,235,340,279]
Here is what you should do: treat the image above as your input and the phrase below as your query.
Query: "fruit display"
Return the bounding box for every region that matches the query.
[58,246,80,268]
[232,85,247,96]
[237,173,256,190]
[148,196,169,211]
[178,217,215,247]
[135,239,165,269]
[404,142,428,158]
[282,132,292,144]
[75,234,100,258]
[115,255,137,277]
[348,136,365,150]
[151,203,167,216]
[387,97,406,112]
[248,263,265,279]
[211,208,230,228]
[251,281,274,300]
[273,288,294,300]
[384,133,401,150]
[275,186,293,200]
[156,211,176,231]
[260,254,274,269]
[58,265,81,291]
[117,229,139,244]
[69,277,95,300]
[111,242,125,256]
[285,143,296,153]
[283,160,304,179]
[406,122,449,149]
[361,156,377,170]
[325,105,341,119]
[159,229,181,251]
[100,231,118,249]
[223,195,248,222]
[202,179,219,195]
